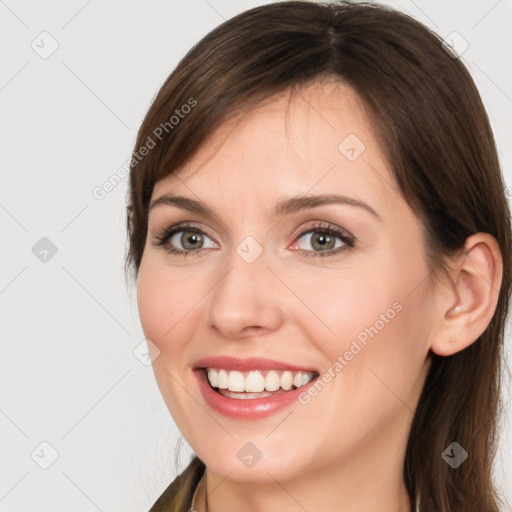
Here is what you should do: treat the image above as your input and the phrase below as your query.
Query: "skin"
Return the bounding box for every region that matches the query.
[136,80,502,512]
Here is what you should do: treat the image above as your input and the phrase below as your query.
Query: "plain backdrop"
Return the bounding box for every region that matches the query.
[1,0,511,510]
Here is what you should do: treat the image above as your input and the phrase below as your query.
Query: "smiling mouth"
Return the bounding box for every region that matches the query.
[202,368,319,400]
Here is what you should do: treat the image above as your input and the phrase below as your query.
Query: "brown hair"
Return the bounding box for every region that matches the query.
[125,2,512,511]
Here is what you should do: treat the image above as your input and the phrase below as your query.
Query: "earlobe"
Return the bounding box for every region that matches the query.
[430,233,503,357]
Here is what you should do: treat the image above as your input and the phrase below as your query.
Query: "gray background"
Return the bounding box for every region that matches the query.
[1,0,511,510]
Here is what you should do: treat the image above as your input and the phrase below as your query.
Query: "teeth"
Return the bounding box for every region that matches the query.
[206,368,316,393]
[245,371,265,392]
[265,370,280,391]
[281,371,293,390]
[217,369,228,389]
[207,369,218,388]
[228,371,245,392]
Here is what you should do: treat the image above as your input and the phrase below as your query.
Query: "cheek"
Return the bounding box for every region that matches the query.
[293,250,431,394]
[289,273,432,460]
[320,241,430,355]
[136,260,202,356]
[283,262,404,353]
[330,296,431,447]
[136,261,207,430]
[136,271,168,347]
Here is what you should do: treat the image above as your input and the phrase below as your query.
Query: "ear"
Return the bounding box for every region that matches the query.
[430,233,503,357]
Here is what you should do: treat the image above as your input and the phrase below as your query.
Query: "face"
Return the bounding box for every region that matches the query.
[137,81,434,484]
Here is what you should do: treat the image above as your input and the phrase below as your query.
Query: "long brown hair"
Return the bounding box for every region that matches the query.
[125,2,512,511]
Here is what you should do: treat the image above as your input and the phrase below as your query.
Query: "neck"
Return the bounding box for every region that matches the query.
[202,468,411,512]
[200,430,413,512]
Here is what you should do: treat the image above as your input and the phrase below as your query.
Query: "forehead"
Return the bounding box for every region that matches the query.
[151,81,400,218]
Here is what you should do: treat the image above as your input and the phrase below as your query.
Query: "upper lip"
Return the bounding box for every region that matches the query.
[193,355,318,373]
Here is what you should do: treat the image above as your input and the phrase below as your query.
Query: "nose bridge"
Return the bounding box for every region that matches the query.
[207,239,283,338]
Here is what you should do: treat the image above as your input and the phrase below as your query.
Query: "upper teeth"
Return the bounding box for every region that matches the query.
[206,369,315,393]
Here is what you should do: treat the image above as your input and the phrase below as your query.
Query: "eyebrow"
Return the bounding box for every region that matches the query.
[149,193,380,220]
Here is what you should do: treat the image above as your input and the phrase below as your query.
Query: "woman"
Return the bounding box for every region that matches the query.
[125,1,511,511]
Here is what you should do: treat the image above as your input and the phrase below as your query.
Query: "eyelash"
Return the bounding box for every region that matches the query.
[151,221,355,259]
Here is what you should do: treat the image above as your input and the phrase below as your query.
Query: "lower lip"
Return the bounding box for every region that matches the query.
[194,370,317,420]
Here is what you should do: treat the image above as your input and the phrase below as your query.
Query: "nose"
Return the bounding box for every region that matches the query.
[207,249,284,339]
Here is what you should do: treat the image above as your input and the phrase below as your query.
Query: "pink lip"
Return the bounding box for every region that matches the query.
[192,356,319,420]
[194,370,318,420]
[193,355,317,373]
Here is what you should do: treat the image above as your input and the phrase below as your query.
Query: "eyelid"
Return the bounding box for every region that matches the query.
[291,221,354,243]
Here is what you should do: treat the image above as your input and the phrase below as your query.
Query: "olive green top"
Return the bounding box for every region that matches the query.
[148,456,205,512]
[148,456,420,512]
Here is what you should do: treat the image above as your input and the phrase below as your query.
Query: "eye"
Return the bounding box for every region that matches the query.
[152,221,355,259]
[151,223,217,257]
[290,222,355,258]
